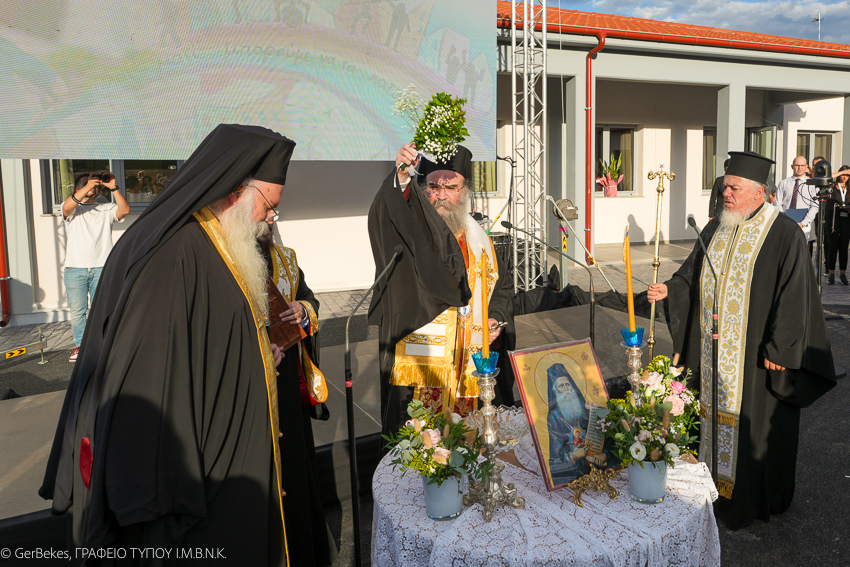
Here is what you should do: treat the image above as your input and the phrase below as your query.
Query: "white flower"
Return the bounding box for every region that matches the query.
[646,383,665,398]
[451,412,462,424]
[665,443,680,458]
[670,366,682,377]
[630,441,647,461]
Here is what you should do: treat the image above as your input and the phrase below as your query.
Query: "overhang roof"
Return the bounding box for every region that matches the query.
[496,1,850,59]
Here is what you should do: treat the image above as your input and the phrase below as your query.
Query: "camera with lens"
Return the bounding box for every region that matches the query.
[89,172,112,184]
[806,160,833,192]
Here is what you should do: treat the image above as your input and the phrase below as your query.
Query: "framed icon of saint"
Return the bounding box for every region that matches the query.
[510,339,616,491]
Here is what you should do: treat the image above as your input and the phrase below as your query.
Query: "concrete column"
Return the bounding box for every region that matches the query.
[833,95,850,167]
[546,75,585,283]
[716,84,746,176]
[0,159,36,322]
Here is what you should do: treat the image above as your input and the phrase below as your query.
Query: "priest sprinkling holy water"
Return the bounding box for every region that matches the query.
[367,141,514,441]
[647,150,838,530]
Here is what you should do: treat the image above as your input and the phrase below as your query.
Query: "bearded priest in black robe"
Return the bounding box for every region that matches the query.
[39,125,307,565]
[647,151,838,530]
[368,143,514,441]
[259,222,335,566]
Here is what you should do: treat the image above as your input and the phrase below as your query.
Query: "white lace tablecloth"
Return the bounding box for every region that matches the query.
[372,434,720,567]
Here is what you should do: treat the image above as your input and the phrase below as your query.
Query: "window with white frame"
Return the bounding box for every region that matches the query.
[470,161,498,195]
[796,132,834,164]
[702,128,716,192]
[595,126,635,193]
[44,159,180,214]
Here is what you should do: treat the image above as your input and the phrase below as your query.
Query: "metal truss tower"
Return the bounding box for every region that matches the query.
[510,0,548,292]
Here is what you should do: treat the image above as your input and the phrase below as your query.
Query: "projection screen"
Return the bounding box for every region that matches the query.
[0,0,496,160]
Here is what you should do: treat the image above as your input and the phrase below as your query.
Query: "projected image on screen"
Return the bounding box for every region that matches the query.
[1,0,496,161]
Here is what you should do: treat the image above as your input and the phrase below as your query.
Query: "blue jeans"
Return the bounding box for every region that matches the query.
[64,267,103,347]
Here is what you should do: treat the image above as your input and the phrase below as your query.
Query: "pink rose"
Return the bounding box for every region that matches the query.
[670,381,686,395]
[424,429,442,446]
[432,447,452,464]
[637,429,651,442]
[665,395,685,416]
[641,371,663,387]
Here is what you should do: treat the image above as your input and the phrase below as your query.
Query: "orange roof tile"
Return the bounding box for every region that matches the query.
[495,1,850,58]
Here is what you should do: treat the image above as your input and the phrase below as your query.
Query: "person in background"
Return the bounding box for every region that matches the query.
[707,158,730,219]
[765,176,777,205]
[825,165,850,285]
[258,218,336,566]
[125,176,141,194]
[61,172,129,362]
[775,156,818,256]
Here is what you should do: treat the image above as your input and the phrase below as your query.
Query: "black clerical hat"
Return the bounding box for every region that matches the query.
[420,145,473,181]
[252,132,296,185]
[726,151,774,186]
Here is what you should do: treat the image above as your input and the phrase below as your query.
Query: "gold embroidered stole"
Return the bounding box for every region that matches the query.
[698,204,777,499]
[390,215,499,415]
[270,244,326,404]
[193,208,289,565]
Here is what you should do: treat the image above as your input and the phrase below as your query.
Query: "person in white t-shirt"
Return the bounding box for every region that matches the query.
[62,173,130,362]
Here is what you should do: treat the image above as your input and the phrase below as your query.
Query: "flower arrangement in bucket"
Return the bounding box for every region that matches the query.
[596,153,624,197]
[383,400,490,520]
[597,355,700,503]
[392,85,469,170]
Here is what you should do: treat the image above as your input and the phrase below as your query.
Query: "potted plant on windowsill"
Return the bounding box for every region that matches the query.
[596,355,700,504]
[383,400,490,520]
[596,153,624,197]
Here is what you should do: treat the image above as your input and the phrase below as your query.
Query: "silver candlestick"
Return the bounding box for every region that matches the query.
[463,367,526,521]
[621,340,647,405]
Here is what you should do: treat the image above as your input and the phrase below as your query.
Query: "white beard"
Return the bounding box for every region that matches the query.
[434,188,471,235]
[719,207,749,228]
[554,390,586,422]
[216,195,270,320]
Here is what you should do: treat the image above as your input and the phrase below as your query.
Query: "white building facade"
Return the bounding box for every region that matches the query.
[1,9,849,325]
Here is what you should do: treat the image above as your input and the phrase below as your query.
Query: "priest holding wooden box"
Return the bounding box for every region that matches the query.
[368,143,514,441]
[647,151,838,529]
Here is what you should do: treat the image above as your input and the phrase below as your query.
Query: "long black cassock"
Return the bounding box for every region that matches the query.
[367,170,514,440]
[264,243,334,567]
[663,203,837,530]
[39,125,296,565]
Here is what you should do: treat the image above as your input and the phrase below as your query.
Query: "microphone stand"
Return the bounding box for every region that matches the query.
[815,185,831,297]
[501,221,595,346]
[546,194,618,293]
[344,245,402,567]
[687,217,719,488]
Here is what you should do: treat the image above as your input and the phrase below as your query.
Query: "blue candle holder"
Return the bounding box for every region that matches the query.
[472,351,499,375]
[620,328,645,347]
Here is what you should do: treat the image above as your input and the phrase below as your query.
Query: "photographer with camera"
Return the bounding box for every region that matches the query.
[61,172,129,362]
